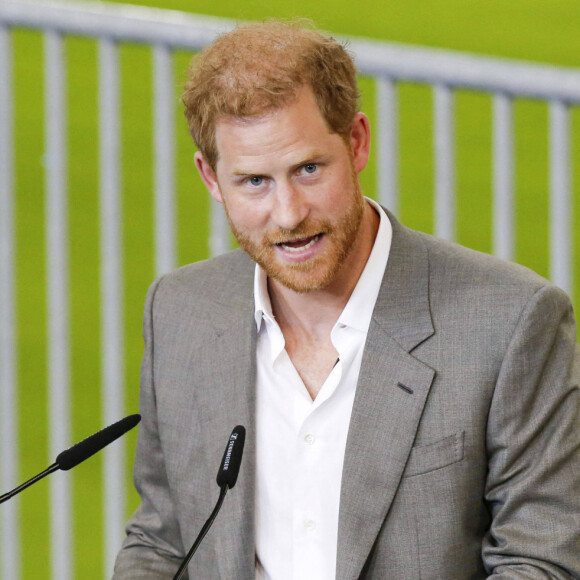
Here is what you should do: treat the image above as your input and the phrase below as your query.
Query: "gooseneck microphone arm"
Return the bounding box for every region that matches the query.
[173,425,246,580]
[0,414,141,505]
[173,484,229,580]
[0,464,60,505]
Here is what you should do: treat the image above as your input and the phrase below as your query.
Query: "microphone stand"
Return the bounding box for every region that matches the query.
[173,484,229,580]
[0,464,59,505]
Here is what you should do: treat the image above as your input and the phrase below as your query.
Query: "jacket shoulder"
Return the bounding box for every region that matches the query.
[410,229,574,337]
[141,249,255,336]
[151,249,254,303]
[415,229,557,296]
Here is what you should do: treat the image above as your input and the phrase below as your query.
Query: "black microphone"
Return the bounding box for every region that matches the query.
[216,424,245,489]
[0,414,141,505]
[173,425,246,580]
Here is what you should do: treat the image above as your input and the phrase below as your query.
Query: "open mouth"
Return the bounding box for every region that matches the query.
[277,234,321,253]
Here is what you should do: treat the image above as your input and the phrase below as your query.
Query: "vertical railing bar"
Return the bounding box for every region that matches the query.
[434,84,456,240]
[492,93,515,261]
[210,200,230,257]
[376,76,398,215]
[153,43,176,276]
[98,37,125,578]
[45,29,72,580]
[0,23,21,580]
[549,100,573,295]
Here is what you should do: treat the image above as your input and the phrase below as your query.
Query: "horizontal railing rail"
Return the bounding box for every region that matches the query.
[2,1,580,102]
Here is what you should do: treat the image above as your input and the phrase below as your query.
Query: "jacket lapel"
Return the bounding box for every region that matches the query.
[210,316,257,580]
[337,215,436,579]
[186,251,257,579]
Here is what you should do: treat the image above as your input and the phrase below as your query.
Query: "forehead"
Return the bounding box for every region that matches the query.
[213,87,343,173]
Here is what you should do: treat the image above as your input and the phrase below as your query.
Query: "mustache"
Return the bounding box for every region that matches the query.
[264,221,332,245]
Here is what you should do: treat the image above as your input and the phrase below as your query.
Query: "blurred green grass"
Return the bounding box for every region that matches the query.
[7,0,580,577]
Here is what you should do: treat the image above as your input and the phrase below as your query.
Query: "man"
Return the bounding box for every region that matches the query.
[113,21,580,579]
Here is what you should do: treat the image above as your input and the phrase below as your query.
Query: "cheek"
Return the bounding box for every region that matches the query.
[224,199,270,234]
[321,170,357,206]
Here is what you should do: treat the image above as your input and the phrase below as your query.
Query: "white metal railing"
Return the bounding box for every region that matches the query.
[0,21,19,580]
[0,1,578,578]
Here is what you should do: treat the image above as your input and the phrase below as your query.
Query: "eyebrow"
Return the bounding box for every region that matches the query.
[231,152,330,177]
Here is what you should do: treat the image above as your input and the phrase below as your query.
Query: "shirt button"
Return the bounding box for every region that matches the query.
[304,519,316,531]
[304,434,316,445]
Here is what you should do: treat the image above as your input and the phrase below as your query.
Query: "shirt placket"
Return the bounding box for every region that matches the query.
[292,361,343,580]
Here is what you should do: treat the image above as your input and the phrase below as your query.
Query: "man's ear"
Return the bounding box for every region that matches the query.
[194,151,223,203]
[350,112,371,174]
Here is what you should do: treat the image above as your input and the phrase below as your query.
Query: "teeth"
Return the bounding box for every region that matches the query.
[280,235,319,253]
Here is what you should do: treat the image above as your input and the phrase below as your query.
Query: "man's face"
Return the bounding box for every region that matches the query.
[195,87,370,294]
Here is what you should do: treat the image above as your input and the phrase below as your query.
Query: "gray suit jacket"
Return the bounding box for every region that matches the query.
[113,214,580,579]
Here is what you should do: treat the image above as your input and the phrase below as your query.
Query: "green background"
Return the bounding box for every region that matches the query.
[6,0,580,577]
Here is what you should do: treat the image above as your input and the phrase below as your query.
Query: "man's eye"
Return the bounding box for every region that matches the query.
[304,164,317,174]
[249,176,263,186]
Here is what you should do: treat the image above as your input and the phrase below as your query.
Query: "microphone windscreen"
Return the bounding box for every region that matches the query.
[216,425,245,489]
[55,414,141,471]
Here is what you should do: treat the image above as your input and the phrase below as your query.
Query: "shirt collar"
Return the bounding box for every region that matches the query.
[254,197,392,334]
[254,265,274,332]
[336,198,391,333]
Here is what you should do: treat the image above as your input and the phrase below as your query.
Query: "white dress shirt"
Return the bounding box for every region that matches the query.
[254,199,392,580]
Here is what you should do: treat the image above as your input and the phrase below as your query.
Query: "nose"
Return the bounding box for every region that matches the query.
[270,180,309,231]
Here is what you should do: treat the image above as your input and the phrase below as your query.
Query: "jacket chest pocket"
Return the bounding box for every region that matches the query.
[404,431,464,477]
